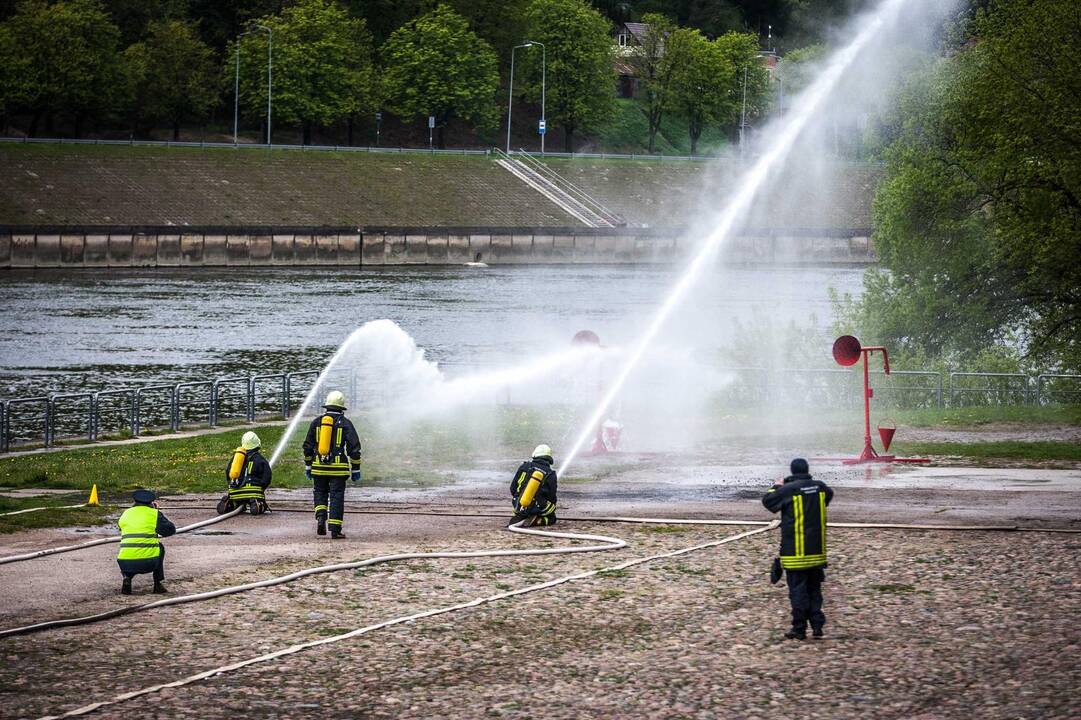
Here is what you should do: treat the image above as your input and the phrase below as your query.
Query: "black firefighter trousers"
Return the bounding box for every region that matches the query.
[786,566,825,631]
[313,476,347,531]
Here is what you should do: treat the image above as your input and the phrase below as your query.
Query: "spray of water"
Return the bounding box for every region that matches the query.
[269,319,604,466]
[558,0,921,476]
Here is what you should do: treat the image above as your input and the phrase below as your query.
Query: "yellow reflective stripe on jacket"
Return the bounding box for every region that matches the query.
[820,492,827,555]
[780,553,827,569]
[793,495,805,557]
[117,506,161,561]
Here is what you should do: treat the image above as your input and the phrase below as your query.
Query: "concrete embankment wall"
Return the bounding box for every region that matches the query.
[0,226,874,267]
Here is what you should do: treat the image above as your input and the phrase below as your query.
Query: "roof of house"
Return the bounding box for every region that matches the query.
[619,22,650,41]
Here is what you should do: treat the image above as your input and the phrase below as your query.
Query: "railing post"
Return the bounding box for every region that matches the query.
[936,372,943,408]
[280,375,288,419]
[284,374,292,419]
[133,389,142,436]
[210,381,219,427]
[948,372,957,407]
[247,377,256,422]
[171,385,180,432]
[44,396,54,448]
[90,393,99,441]
[0,400,7,453]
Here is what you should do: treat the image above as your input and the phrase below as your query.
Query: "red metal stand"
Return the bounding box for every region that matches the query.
[816,336,929,465]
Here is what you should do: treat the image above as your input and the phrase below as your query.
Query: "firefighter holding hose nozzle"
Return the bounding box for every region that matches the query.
[763,458,833,640]
[511,444,558,526]
[303,391,362,539]
[217,431,272,515]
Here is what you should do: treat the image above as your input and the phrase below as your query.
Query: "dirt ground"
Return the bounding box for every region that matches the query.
[0,460,1079,720]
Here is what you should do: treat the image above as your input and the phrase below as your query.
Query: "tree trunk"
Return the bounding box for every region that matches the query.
[648,127,656,153]
[689,121,701,156]
[28,110,41,137]
[173,120,181,141]
[303,120,312,145]
[347,116,354,146]
[73,112,83,139]
[45,111,54,136]
[437,123,445,149]
[564,123,575,153]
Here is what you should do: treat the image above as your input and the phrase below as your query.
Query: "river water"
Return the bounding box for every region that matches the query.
[0,265,865,398]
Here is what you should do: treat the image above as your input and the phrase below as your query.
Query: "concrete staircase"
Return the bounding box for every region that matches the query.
[494,149,625,228]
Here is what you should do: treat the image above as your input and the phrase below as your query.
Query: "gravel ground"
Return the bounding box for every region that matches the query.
[1,520,1078,720]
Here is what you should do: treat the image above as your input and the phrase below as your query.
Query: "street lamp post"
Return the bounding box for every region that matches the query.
[535,41,546,155]
[506,41,544,154]
[233,25,272,146]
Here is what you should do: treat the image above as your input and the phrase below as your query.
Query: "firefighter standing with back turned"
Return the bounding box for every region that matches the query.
[763,458,834,640]
[303,391,362,539]
[510,444,558,526]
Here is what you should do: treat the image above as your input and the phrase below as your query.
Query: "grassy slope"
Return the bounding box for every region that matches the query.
[0,142,878,230]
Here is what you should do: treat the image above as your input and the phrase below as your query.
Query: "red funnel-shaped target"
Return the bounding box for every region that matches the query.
[833,335,862,366]
[878,419,896,452]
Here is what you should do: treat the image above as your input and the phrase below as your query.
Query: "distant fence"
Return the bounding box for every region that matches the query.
[1,367,1076,453]
[0,136,736,163]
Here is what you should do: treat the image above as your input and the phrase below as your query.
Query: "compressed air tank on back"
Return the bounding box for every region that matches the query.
[317,415,335,456]
[518,469,545,509]
[228,448,246,481]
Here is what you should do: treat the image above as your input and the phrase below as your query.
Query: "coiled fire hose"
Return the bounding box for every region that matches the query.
[34,520,776,720]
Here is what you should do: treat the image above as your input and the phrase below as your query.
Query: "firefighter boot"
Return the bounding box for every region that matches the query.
[153,582,168,594]
[812,626,824,639]
[121,577,132,595]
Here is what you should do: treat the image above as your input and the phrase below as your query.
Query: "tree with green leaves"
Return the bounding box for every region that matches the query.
[124,19,218,140]
[668,29,725,154]
[523,0,614,152]
[229,0,376,145]
[843,0,1081,371]
[380,3,500,148]
[712,31,768,136]
[1,0,123,137]
[626,13,692,153]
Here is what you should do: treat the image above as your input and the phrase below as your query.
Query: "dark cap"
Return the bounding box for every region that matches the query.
[790,458,810,475]
[132,489,157,504]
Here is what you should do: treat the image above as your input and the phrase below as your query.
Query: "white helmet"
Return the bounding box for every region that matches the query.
[532,444,553,459]
[241,431,261,450]
[324,390,347,409]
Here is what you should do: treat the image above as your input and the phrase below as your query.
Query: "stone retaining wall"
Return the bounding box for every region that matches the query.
[0,227,874,268]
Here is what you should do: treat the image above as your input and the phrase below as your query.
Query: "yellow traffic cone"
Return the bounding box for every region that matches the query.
[88,484,99,506]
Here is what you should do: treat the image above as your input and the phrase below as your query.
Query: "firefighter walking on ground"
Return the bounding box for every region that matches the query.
[303,390,361,539]
[117,489,176,595]
[217,431,272,515]
[763,458,834,640]
[511,444,558,526]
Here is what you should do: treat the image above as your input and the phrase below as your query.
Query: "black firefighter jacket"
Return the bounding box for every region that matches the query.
[763,473,833,570]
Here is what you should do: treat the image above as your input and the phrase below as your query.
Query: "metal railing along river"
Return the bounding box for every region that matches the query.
[0,368,1076,453]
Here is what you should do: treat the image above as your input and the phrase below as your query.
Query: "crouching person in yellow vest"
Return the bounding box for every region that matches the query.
[763,458,834,640]
[117,489,176,595]
[302,391,362,539]
[217,431,272,515]
[511,444,558,527]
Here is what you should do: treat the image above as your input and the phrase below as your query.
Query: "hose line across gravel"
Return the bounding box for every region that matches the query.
[35,520,777,719]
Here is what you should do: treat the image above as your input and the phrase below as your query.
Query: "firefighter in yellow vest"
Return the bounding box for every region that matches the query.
[302,391,362,538]
[217,431,272,515]
[763,458,834,640]
[510,444,558,526]
[117,489,176,595]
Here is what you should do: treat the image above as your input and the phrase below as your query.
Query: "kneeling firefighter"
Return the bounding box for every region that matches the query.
[117,489,176,595]
[511,445,558,526]
[217,431,272,515]
[302,390,362,539]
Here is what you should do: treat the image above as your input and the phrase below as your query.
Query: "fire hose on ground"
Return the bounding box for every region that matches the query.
[0,507,243,565]
[33,520,776,720]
